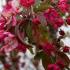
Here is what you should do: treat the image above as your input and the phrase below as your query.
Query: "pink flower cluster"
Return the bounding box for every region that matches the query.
[3,0,19,14]
[44,8,64,29]
[19,0,35,8]
[41,42,55,55]
[47,64,60,70]
[58,0,70,13]
[47,59,65,70]
[0,30,26,53]
[0,17,6,30]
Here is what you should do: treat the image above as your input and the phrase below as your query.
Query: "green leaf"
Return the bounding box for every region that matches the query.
[39,24,52,42]
[34,0,51,13]
[10,51,18,57]
[42,54,52,70]
[29,47,34,54]
[25,21,34,44]
[0,53,6,64]
[34,51,46,60]
[34,51,52,70]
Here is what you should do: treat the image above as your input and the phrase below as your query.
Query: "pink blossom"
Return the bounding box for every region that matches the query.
[12,15,17,26]
[0,31,26,53]
[58,0,70,13]
[4,63,11,69]
[19,0,35,8]
[16,43,26,53]
[2,0,19,26]
[41,42,55,55]
[44,8,64,29]
[63,46,70,53]
[3,1,19,15]
[47,64,61,70]
[0,30,7,41]
[0,17,6,30]
[56,59,65,68]
[32,17,40,25]
[59,30,65,36]
[0,31,18,52]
